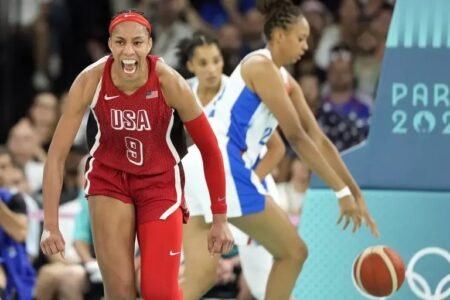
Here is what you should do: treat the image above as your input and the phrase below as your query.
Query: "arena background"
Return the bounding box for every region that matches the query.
[300,0,450,299]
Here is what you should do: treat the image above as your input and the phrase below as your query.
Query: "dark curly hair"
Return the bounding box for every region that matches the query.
[176,32,219,78]
[256,0,304,39]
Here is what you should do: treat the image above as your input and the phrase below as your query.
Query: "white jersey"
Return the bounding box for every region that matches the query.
[209,48,290,167]
[186,74,228,117]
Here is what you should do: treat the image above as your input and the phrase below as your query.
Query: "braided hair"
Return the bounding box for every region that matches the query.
[256,0,303,39]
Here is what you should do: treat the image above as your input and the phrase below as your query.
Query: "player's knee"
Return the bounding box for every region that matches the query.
[277,238,308,265]
[290,238,308,265]
[60,265,87,294]
[37,264,60,283]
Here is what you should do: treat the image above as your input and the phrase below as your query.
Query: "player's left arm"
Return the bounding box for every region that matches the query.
[287,74,379,236]
[254,130,286,180]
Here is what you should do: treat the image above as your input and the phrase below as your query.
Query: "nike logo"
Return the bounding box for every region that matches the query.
[169,250,181,256]
[105,94,120,101]
[218,197,226,202]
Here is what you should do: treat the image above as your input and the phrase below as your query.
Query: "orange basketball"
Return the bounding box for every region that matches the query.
[353,246,406,297]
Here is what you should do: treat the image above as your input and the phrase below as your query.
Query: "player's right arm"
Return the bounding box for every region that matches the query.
[241,57,347,194]
[254,130,285,180]
[242,57,360,232]
[40,66,102,256]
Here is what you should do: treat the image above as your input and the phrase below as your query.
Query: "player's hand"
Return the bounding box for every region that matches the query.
[208,214,234,255]
[40,227,65,258]
[355,196,380,237]
[337,195,362,233]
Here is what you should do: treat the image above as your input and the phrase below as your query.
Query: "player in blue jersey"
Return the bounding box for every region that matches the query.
[183,1,379,298]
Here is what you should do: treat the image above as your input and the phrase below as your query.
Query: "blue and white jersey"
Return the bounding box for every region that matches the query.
[186,74,229,118]
[209,48,290,167]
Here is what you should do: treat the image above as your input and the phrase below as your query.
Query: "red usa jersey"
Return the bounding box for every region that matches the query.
[86,55,187,175]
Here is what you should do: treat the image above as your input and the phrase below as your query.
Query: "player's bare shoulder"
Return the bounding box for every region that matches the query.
[241,55,276,91]
[155,58,187,104]
[73,56,109,107]
[155,57,179,83]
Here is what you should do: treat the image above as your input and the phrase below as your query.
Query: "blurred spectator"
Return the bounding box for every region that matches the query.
[217,24,243,75]
[301,0,329,53]
[7,0,52,91]
[59,146,86,205]
[1,154,41,262]
[60,92,89,150]
[276,159,310,226]
[315,0,360,70]
[0,166,36,300]
[201,246,251,300]
[52,0,111,93]
[359,0,386,20]
[353,23,382,97]
[323,45,371,121]
[6,119,45,194]
[297,72,322,113]
[316,105,368,151]
[27,92,60,151]
[190,0,256,29]
[371,3,394,60]
[151,0,195,67]
[240,8,265,54]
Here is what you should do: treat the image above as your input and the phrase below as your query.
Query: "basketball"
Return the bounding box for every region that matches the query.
[353,246,406,297]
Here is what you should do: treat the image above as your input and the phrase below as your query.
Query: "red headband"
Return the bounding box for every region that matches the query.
[109,12,152,35]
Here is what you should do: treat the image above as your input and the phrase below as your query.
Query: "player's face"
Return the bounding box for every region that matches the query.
[187,44,224,89]
[281,16,310,64]
[109,21,152,80]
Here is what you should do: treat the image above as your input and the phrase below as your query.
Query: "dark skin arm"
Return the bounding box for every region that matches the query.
[287,74,379,236]
[41,65,102,256]
[254,130,286,180]
[241,55,359,233]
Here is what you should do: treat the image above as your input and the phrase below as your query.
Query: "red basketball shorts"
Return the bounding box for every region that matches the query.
[84,157,189,224]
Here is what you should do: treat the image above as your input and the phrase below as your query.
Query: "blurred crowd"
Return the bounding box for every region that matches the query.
[0,0,393,299]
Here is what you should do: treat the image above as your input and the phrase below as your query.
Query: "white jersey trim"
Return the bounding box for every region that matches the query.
[88,108,101,157]
[90,77,102,109]
[84,157,95,194]
[81,55,109,74]
[160,164,182,220]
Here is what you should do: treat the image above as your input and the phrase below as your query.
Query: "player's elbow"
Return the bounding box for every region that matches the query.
[284,126,310,148]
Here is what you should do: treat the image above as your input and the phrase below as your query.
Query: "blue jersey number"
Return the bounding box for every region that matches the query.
[259,127,273,145]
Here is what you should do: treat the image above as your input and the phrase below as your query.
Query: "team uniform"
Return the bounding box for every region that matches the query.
[183,49,290,299]
[184,49,289,224]
[83,54,191,299]
[84,55,188,225]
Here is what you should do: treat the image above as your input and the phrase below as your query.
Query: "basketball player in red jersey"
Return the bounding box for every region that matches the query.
[40,10,234,300]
